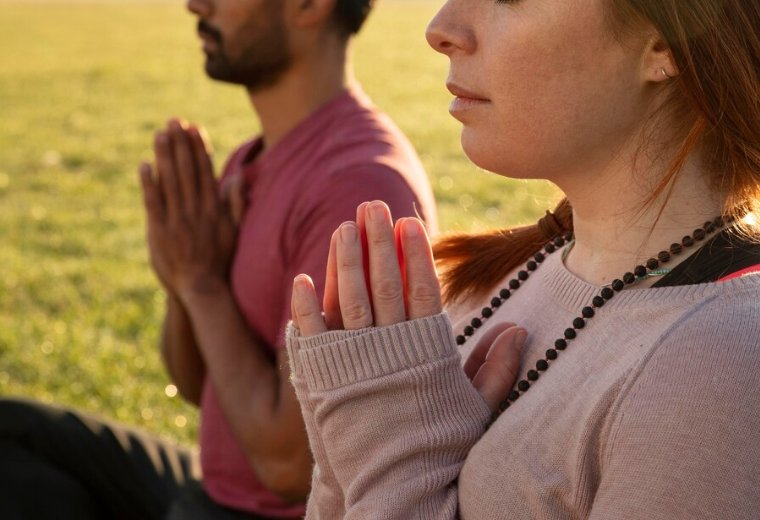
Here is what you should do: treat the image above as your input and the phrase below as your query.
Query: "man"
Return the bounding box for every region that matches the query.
[0,0,435,518]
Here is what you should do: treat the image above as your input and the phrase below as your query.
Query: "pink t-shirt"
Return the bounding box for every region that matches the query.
[199,86,437,517]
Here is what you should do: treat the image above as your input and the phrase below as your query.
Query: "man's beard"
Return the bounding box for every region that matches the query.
[198,17,291,92]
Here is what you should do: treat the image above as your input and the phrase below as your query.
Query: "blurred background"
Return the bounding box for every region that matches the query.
[0,0,559,446]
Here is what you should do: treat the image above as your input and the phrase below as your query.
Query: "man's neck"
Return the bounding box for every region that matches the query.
[247,43,351,153]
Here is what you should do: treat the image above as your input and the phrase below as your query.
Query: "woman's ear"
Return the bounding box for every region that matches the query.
[642,35,679,83]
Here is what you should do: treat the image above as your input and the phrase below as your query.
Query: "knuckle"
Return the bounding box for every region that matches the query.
[368,229,395,248]
[295,301,321,322]
[408,281,441,308]
[372,278,404,304]
[342,300,373,326]
[337,254,363,272]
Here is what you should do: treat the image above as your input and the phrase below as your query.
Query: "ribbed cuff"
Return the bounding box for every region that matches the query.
[285,313,458,392]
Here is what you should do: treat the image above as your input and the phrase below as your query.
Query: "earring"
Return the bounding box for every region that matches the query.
[661,67,673,79]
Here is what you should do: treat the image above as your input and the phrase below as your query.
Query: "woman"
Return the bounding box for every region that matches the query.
[288,0,760,517]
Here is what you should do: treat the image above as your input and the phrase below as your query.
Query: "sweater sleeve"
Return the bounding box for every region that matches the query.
[589,293,760,520]
[286,314,491,519]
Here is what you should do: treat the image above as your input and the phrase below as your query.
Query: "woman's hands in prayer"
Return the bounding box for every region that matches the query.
[291,200,525,412]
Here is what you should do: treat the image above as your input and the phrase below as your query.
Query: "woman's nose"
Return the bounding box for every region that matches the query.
[426,0,475,56]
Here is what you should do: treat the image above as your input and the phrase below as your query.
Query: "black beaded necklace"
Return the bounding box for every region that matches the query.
[455,216,730,426]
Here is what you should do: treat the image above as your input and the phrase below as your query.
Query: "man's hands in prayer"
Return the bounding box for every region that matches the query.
[139,119,238,305]
[290,200,526,413]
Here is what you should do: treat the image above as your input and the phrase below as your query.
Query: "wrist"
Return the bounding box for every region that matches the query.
[177,275,231,311]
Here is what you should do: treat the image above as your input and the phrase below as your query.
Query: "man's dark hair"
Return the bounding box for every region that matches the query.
[333,0,374,37]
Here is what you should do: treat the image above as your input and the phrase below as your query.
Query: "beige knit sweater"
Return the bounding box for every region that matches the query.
[286,252,760,519]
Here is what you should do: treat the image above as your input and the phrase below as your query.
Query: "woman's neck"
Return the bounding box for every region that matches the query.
[561,153,724,286]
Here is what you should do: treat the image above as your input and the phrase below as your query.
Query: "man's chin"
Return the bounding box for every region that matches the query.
[204,60,236,84]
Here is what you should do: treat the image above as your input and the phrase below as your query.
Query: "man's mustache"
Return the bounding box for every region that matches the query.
[198,20,222,43]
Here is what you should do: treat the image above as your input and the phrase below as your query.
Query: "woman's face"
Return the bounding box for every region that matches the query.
[426,0,651,183]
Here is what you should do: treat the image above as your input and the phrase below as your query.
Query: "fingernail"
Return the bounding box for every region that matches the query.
[515,330,528,350]
[294,275,311,295]
[156,132,168,144]
[367,202,387,222]
[340,223,357,243]
[403,218,421,238]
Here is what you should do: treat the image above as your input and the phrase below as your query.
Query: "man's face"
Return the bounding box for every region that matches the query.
[187,0,292,92]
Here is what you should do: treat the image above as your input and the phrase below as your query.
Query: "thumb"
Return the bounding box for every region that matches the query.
[471,327,527,412]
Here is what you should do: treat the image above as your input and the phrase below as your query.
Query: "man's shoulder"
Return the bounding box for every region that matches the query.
[328,91,407,147]
[314,92,424,179]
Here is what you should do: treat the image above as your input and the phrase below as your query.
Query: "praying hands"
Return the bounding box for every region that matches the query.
[290,200,526,412]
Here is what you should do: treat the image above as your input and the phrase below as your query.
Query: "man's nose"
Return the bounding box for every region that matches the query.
[186,0,213,19]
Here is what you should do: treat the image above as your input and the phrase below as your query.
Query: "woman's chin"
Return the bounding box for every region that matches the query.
[460,131,535,181]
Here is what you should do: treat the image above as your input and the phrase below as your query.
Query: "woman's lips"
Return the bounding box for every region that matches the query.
[447,83,490,114]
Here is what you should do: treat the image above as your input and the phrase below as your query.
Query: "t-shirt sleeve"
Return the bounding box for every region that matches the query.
[274,164,433,347]
[589,293,760,519]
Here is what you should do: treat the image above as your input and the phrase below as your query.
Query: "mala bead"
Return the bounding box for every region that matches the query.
[452,214,726,427]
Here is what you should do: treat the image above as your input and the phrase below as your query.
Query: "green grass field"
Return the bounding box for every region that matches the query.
[0,0,559,445]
